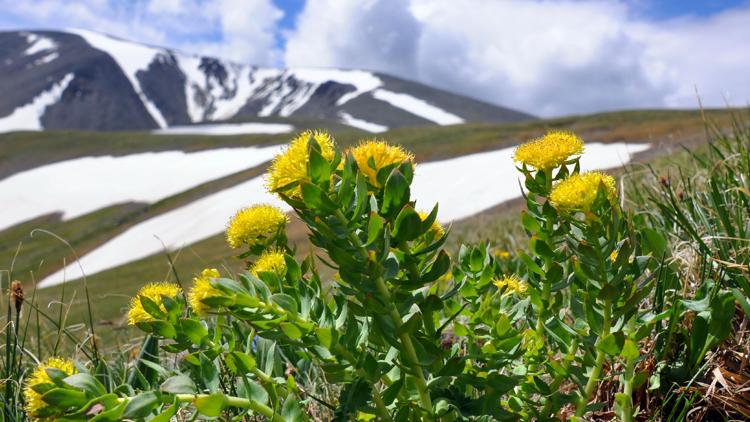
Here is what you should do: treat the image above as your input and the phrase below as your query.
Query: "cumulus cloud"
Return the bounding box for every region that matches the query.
[284,0,750,116]
[0,0,284,66]
[284,0,420,76]
[1,0,748,116]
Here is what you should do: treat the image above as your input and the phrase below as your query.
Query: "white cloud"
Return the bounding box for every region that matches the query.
[0,0,284,66]
[1,0,748,116]
[284,0,750,116]
[285,0,419,76]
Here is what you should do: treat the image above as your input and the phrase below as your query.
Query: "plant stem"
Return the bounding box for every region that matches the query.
[333,210,433,417]
[335,345,393,421]
[620,354,636,422]
[173,393,284,421]
[575,299,611,417]
[541,340,579,416]
[374,276,434,416]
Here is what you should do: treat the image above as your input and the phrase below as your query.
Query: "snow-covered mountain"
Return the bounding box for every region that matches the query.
[0,29,533,134]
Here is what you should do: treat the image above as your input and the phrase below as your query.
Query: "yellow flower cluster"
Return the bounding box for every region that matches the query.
[349,140,414,188]
[226,204,288,249]
[418,211,445,239]
[493,274,528,295]
[513,130,584,170]
[24,357,77,420]
[188,268,222,316]
[128,282,182,325]
[550,171,617,210]
[251,249,288,277]
[266,130,336,199]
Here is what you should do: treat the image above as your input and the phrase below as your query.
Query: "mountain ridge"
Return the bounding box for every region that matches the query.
[0,29,534,133]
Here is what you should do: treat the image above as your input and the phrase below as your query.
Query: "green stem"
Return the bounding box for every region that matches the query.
[374,276,433,416]
[335,345,393,421]
[333,210,433,416]
[173,393,284,421]
[575,299,611,417]
[620,354,636,422]
[542,340,579,417]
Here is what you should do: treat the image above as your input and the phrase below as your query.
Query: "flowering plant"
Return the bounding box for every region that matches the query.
[18,128,731,421]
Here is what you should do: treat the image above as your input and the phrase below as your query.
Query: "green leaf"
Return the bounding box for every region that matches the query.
[381,378,404,405]
[195,392,226,417]
[63,373,106,396]
[150,398,179,422]
[280,323,303,340]
[621,339,640,361]
[308,144,331,185]
[300,182,338,214]
[40,388,88,407]
[392,205,422,243]
[139,296,166,320]
[316,327,334,349]
[380,170,410,219]
[180,318,208,345]
[597,333,623,356]
[122,391,160,419]
[282,395,303,422]
[150,320,177,339]
[271,294,299,318]
[160,375,197,394]
[226,351,257,374]
[642,228,668,257]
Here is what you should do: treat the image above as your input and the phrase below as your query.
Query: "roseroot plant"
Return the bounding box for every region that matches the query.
[20,129,673,421]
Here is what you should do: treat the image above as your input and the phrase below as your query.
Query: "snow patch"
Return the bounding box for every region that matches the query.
[257,69,383,117]
[0,73,73,133]
[154,122,293,135]
[0,145,284,232]
[38,176,290,288]
[24,33,57,56]
[291,68,382,106]
[69,29,169,128]
[411,142,651,221]
[33,52,59,65]
[36,141,650,286]
[372,89,464,125]
[338,112,388,133]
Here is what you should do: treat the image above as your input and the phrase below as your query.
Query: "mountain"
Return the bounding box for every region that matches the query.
[0,29,533,134]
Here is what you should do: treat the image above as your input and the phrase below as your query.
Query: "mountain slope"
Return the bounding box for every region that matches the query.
[0,29,533,133]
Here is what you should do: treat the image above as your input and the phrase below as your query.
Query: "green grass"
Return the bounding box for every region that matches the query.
[1,108,745,343]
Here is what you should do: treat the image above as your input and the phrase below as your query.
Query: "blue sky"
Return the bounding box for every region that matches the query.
[0,0,748,116]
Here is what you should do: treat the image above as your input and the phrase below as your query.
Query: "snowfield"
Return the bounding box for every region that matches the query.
[70,29,169,128]
[23,32,58,56]
[153,122,294,135]
[39,176,289,288]
[338,112,389,133]
[0,73,74,133]
[0,145,284,232]
[37,141,649,287]
[372,89,465,125]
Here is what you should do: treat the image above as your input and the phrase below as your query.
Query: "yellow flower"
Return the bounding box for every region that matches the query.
[251,249,288,278]
[349,140,414,188]
[492,248,511,259]
[609,250,619,262]
[188,268,222,316]
[24,357,77,420]
[128,282,182,325]
[513,130,584,170]
[550,171,617,210]
[226,204,288,249]
[267,130,336,198]
[417,211,445,239]
[493,274,528,295]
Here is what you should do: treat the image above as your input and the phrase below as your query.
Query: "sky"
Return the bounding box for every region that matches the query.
[0,0,748,117]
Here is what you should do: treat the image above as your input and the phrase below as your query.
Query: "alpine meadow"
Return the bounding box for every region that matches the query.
[3,2,750,421]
